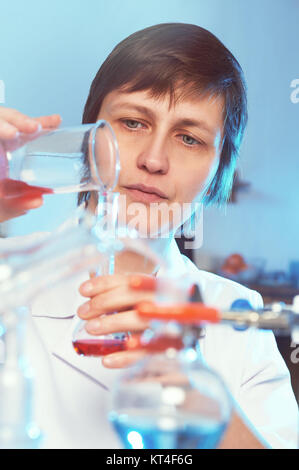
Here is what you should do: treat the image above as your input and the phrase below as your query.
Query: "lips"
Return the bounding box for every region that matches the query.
[123,183,168,203]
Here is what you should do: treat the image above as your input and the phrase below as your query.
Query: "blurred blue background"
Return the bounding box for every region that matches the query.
[1,0,298,272]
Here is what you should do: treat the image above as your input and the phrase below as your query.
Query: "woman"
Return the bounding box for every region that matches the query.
[0,23,297,449]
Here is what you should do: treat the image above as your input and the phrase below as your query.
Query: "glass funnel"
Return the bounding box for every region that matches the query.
[108,281,232,449]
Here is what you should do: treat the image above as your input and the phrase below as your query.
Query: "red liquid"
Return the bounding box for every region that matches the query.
[0,178,53,203]
[127,334,183,352]
[72,338,127,357]
[142,335,184,352]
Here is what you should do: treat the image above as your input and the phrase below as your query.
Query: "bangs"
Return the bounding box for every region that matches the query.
[119,59,227,108]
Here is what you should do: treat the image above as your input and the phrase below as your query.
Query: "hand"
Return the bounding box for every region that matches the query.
[0,107,61,140]
[77,274,156,368]
[0,107,61,222]
[0,179,53,223]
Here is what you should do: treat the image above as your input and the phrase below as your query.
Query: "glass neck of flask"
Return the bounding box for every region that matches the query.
[96,191,119,230]
[94,191,119,276]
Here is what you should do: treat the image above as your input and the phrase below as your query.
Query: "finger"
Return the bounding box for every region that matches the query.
[79,273,155,298]
[0,118,21,139]
[85,309,150,335]
[34,114,62,129]
[0,108,41,135]
[5,195,43,209]
[0,196,44,222]
[0,109,61,140]
[79,274,129,297]
[129,275,157,291]
[102,349,147,369]
[77,287,154,319]
[0,205,27,222]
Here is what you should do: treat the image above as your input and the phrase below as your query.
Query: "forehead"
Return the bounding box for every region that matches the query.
[100,88,225,136]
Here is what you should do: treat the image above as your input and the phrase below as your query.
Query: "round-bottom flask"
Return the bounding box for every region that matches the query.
[109,311,232,449]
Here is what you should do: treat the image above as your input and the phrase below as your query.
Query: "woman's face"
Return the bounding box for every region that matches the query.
[96,88,224,237]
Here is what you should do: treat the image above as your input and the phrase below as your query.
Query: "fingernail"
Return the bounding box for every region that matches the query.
[129,275,157,291]
[77,301,90,317]
[85,318,101,334]
[80,281,93,294]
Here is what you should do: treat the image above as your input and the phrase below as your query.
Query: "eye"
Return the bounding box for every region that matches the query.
[123,119,144,129]
[181,134,200,146]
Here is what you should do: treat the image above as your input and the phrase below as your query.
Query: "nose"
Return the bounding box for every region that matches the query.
[136,134,169,175]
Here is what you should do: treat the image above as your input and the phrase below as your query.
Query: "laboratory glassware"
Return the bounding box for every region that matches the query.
[1,120,119,196]
[109,278,232,450]
[0,209,164,448]
[0,209,109,448]
[1,120,127,356]
[0,210,152,446]
[72,222,165,357]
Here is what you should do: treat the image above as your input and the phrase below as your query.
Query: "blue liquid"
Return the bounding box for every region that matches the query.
[110,413,226,449]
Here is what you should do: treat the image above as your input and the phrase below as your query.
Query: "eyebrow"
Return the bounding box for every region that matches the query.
[109,103,215,136]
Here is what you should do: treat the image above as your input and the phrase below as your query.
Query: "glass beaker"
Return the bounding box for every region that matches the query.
[1,120,119,197]
[109,285,232,449]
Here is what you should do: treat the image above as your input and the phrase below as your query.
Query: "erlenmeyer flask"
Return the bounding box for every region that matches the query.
[109,280,232,449]
[72,225,166,357]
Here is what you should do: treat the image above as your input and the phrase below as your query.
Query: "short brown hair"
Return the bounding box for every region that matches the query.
[80,23,247,206]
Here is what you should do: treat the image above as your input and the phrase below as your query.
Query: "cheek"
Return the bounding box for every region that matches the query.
[114,135,140,176]
[175,157,220,203]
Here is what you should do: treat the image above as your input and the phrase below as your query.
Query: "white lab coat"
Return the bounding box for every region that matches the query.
[1,235,298,449]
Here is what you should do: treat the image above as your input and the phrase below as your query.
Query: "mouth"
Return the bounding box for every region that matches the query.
[123,184,168,204]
